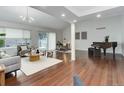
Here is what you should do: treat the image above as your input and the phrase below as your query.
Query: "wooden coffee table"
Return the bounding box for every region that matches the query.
[29,54,40,62]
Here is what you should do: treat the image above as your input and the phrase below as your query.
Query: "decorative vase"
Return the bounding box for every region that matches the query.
[105,38,108,42]
[36,49,40,54]
[105,36,109,42]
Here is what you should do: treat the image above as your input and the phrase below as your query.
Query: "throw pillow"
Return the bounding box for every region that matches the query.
[0,51,5,59]
[21,46,27,50]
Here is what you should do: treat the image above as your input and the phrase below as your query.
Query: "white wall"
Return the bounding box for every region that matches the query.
[56,31,63,42]
[121,16,124,56]
[63,15,123,54]
[62,26,71,44]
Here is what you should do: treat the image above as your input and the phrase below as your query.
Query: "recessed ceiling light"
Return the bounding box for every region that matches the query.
[61,14,66,17]
[73,20,77,23]
[96,14,101,18]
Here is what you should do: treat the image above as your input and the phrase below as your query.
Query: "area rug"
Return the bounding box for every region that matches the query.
[21,57,62,76]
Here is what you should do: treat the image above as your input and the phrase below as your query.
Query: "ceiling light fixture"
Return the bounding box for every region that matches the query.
[61,13,66,17]
[73,20,77,23]
[96,14,101,18]
[20,7,34,23]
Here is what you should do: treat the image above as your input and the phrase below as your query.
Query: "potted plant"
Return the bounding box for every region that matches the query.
[0,33,6,47]
[105,36,109,42]
[0,39,5,47]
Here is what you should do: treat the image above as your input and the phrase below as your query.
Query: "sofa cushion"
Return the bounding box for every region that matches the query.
[1,54,11,59]
[0,56,21,66]
[5,63,20,73]
[21,46,27,51]
[0,51,6,58]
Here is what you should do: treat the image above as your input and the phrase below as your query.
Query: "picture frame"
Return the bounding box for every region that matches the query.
[75,32,80,40]
[81,32,87,39]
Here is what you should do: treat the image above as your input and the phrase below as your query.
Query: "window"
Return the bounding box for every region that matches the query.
[0,28,31,48]
[48,33,56,50]
[39,32,48,50]
[39,32,56,50]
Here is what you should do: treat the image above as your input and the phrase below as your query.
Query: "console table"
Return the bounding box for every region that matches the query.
[0,64,5,86]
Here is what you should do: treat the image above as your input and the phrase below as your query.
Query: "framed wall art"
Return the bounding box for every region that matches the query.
[75,32,80,40]
[81,32,87,39]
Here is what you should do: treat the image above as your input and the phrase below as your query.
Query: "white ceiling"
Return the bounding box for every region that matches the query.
[65,6,119,17]
[31,6,78,23]
[0,6,69,31]
[78,6,124,21]
[32,6,124,23]
[0,6,124,31]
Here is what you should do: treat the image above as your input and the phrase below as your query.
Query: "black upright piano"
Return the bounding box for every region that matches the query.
[91,42,117,57]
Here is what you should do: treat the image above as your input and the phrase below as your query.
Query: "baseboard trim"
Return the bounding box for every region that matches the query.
[76,49,123,56]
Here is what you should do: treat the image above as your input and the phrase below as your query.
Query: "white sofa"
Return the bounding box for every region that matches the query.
[0,56,21,75]
[0,47,17,56]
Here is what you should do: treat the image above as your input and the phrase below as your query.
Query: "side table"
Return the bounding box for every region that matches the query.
[0,64,5,86]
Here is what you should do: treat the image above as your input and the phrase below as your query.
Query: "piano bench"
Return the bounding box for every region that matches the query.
[88,47,94,56]
[88,47,101,57]
[94,48,101,57]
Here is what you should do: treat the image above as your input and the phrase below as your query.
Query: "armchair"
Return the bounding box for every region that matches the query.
[17,45,31,57]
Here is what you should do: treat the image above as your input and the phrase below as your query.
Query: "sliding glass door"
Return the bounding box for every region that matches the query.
[39,32,48,50]
[48,33,56,50]
[39,32,56,50]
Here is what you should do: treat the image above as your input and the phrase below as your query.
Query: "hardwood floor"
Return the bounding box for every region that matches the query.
[5,51,124,86]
